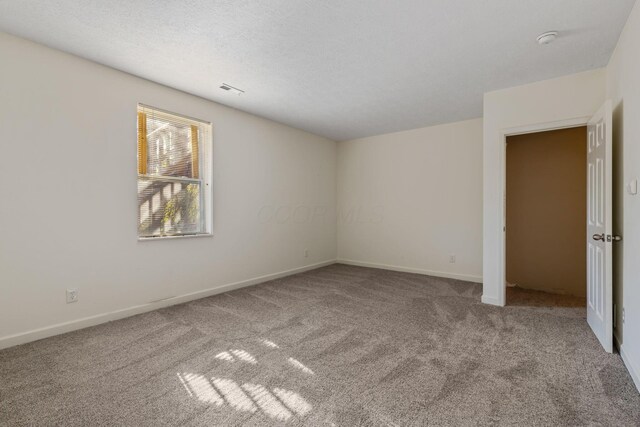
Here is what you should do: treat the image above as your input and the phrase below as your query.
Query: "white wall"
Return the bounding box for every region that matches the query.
[606,0,640,390]
[0,33,337,348]
[337,118,483,282]
[482,69,606,306]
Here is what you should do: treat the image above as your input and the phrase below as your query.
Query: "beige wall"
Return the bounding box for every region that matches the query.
[506,127,586,297]
[606,0,640,389]
[0,32,337,348]
[337,118,483,282]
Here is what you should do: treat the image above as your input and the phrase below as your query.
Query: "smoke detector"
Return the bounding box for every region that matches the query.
[220,83,244,95]
[537,31,558,45]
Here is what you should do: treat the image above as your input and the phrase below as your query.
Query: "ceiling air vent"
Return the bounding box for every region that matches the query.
[220,83,244,95]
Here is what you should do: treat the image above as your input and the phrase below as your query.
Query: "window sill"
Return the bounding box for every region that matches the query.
[138,233,212,242]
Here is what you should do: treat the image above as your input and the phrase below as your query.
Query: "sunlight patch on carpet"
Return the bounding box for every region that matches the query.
[214,349,258,364]
[177,373,224,405]
[288,357,315,375]
[178,372,313,420]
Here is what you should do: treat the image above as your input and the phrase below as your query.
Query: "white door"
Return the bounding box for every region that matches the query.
[587,100,613,353]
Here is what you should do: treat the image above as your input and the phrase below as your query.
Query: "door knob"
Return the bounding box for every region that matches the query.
[593,233,605,241]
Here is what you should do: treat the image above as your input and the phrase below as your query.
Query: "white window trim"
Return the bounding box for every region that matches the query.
[136,103,213,241]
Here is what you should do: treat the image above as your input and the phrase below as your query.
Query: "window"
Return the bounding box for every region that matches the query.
[137,105,211,239]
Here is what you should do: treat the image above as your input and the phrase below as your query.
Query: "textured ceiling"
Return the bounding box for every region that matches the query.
[0,0,635,141]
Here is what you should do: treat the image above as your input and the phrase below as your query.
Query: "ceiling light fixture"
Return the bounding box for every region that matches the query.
[536,31,559,45]
[220,83,244,95]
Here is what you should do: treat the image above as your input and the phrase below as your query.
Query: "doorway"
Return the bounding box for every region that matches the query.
[505,126,587,307]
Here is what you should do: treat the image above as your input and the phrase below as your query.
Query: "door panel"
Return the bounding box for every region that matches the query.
[586,100,613,353]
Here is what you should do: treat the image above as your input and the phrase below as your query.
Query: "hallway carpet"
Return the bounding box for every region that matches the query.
[1,264,639,426]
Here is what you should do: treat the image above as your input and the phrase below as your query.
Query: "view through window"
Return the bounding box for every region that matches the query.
[137,105,211,238]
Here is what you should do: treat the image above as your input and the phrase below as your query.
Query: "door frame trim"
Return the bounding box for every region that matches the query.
[490,115,591,307]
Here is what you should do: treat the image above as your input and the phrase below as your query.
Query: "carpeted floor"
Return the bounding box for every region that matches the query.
[1,264,639,426]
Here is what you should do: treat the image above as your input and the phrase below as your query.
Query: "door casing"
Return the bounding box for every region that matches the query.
[488,115,591,307]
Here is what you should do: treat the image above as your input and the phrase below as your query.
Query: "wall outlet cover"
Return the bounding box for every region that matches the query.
[66,288,78,304]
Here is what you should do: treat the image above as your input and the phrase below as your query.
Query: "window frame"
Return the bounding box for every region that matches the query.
[136,103,213,241]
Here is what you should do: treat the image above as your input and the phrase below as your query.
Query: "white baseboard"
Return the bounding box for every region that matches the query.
[0,260,337,351]
[336,258,483,284]
[615,334,640,393]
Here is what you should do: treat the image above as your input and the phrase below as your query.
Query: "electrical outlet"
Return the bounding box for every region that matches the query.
[66,288,78,304]
[449,255,456,263]
[304,249,309,258]
[622,307,626,324]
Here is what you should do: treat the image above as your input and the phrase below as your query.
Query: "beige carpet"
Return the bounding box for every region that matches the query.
[1,264,639,426]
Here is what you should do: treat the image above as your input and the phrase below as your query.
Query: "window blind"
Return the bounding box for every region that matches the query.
[137,105,211,238]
